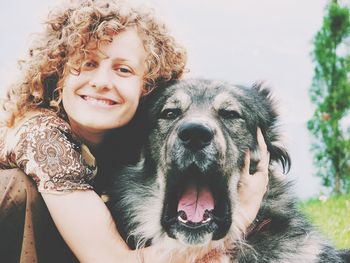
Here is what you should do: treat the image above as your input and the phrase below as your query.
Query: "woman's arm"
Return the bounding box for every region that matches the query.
[43,190,168,263]
[42,190,139,263]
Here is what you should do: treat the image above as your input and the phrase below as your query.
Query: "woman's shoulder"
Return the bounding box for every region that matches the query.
[13,109,71,134]
[4,109,73,151]
[2,109,97,193]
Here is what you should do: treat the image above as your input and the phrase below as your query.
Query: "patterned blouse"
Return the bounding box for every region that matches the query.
[0,110,97,193]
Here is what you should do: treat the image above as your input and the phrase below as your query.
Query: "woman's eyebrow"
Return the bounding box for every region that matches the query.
[83,52,142,70]
[84,49,108,60]
[111,58,140,68]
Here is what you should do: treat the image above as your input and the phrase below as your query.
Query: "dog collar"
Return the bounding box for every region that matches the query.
[195,248,227,263]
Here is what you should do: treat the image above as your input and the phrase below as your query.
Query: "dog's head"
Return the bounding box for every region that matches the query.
[137,79,290,246]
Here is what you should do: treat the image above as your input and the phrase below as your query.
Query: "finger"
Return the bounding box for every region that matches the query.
[257,150,270,172]
[256,128,270,171]
[242,150,251,176]
[257,128,267,152]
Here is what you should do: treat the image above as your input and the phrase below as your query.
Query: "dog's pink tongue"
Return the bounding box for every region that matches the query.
[177,185,214,223]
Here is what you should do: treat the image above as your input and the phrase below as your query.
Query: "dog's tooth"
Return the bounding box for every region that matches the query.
[203,210,211,219]
[178,215,188,224]
[177,210,188,223]
[201,210,212,224]
[202,217,211,224]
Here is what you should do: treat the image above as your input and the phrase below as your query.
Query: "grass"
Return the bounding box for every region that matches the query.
[298,194,350,249]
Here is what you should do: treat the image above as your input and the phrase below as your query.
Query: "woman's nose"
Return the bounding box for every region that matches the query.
[89,66,114,90]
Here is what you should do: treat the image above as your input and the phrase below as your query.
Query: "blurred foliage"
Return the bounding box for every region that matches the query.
[308,1,350,194]
[298,195,350,248]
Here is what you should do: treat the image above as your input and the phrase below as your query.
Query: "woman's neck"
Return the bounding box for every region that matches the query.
[68,119,106,147]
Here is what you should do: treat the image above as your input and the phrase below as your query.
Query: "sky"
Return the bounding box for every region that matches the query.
[0,0,329,199]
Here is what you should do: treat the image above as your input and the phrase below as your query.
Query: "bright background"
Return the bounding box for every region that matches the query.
[0,0,329,199]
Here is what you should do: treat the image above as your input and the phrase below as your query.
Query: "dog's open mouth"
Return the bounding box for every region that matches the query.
[177,183,214,225]
[161,166,232,244]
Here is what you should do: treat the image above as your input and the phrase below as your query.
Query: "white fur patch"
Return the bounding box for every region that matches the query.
[162,89,191,113]
[213,92,242,115]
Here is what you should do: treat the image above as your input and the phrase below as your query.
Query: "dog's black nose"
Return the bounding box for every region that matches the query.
[178,122,214,150]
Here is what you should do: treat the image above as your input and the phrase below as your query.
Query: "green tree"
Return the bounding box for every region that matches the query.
[308,0,350,194]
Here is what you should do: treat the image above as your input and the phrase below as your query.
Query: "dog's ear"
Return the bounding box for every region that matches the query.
[252,81,291,173]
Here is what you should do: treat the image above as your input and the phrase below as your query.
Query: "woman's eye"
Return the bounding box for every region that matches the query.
[115,66,133,76]
[218,109,241,119]
[119,67,131,73]
[160,109,181,120]
[82,60,97,70]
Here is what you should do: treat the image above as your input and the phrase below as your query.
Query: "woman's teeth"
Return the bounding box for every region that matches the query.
[82,95,116,106]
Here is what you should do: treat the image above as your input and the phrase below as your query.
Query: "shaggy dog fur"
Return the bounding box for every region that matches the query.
[108,79,350,262]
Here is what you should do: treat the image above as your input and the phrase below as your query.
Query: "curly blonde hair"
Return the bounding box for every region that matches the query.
[1,0,186,127]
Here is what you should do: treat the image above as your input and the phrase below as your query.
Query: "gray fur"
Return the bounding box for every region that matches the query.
[108,79,349,262]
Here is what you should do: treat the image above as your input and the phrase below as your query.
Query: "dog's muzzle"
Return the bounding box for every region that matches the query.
[161,121,232,245]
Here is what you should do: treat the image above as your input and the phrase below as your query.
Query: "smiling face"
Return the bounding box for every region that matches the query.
[62,27,147,144]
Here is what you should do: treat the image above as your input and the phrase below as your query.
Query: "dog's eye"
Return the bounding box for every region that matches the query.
[218,109,241,119]
[160,109,181,119]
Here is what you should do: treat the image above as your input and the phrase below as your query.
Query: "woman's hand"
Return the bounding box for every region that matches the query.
[236,128,270,231]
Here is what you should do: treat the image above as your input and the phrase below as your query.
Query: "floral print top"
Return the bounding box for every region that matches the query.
[0,110,97,193]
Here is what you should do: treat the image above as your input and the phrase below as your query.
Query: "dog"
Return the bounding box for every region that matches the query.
[107,79,350,262]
